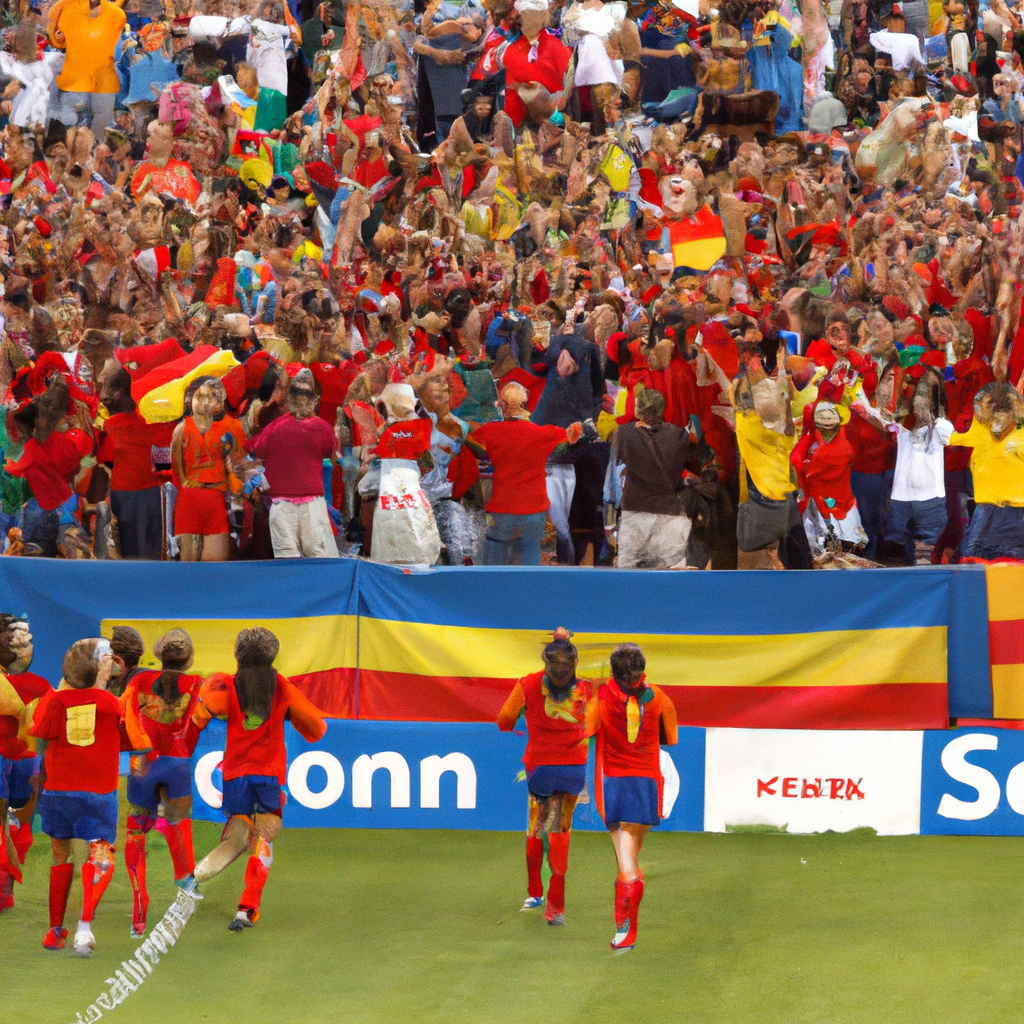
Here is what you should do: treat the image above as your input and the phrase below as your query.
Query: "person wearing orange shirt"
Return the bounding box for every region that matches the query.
[177,628,327,931]
[593,643,677,952]
[47,0,126,130]
[496,628,594,925]
[29,638,129,956]
[121,630,204,937]
[171,377,247,562]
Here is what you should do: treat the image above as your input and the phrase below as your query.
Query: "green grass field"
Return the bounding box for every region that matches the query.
[5,819,1024,1024]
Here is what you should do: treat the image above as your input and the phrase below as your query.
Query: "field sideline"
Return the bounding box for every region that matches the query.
[4,820,1023,1024]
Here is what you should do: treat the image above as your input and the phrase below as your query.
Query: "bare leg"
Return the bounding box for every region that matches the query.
[609,823,650,951]
[201,534,229,562]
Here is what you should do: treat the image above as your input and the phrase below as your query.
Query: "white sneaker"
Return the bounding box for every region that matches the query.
[74,922,95,958]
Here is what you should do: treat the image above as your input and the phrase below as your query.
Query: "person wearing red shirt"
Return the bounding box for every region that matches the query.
[179,628,326,931]
[497,628,594,925]
[96,366,175,559]
[121,629,204,937]
[499,0,571,129]
[468,382,581,565]
[247,373,339,559]
[0,615,52,912]
[593,643,677,952]
[30,638,124,956]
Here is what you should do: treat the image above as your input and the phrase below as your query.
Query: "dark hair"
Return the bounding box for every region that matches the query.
[610,643,646,686]
[543,638,578,664]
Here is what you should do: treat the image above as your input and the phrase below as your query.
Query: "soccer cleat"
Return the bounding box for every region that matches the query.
[130,923,146,939]
[42,927,68,950]
[227,908,259,932]
[547,913,565,926]
[175,875,203,900]
[520,895,545,911]
[73,922,96,958]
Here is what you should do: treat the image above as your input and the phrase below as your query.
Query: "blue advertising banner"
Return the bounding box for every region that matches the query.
[920,727,1024,836]
[190,719,706,833]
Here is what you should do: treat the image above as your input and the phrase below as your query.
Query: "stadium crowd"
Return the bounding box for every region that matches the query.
[0,0,1021,568]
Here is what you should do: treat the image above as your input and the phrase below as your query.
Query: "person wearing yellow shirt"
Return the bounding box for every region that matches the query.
[47,0,126,130]
[949,382,1024,561]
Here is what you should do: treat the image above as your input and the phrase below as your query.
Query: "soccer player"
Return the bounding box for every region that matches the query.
[0,615,51,910]
[496,628,593,925]
[178,627,326,931]
[30,638,124,956]
[593,642,677,952]
[121,629,204,937]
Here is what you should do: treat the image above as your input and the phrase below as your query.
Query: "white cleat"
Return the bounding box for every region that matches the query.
[74,923,96,958]
[520,896,545,911]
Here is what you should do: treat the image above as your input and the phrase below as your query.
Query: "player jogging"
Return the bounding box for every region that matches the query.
[593,642,677,953]
[30,639,124,956]
[122,629,204,937]
[178,627,326,931]
[497,628,594,925]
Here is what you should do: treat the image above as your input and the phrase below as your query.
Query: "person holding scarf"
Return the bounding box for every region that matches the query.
[592,642,677,952]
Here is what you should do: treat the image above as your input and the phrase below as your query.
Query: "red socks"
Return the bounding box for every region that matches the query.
[49,863,74,929]
[125,816,150,933]
[611,873,645,949]
[10,821,32,864]
[525,836,544,899]
[81,857,115,923]
[545,832,571,918]
[164,819,195,881]
[239,838,272,916]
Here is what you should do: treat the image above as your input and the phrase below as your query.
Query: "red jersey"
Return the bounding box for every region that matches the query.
[97,412,175,491]
[178,415,246,491]
[122,669,203,759]
[792,425,856,517]
[194,673,326,783]
[595,679,677,780]
[497,670,593,772]
[31,687,123,794]
[470,419,566,514]
[501,30,571,128]
[0,671,52,760]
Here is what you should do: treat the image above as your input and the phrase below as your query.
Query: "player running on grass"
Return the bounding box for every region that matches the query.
[0,614,52,912]
[121,629,205,937]
[497,627,595,926]
[177,627,326,931]
[30,638,125,956]
[593,642,677,953]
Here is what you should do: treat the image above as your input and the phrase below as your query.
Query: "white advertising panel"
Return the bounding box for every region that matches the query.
[704,728,924,836]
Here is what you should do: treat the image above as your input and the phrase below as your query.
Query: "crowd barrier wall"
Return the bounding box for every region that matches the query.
[188,720,1024,837]
[0,559,995,725]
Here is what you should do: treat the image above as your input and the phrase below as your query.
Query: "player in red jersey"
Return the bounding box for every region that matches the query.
[30,638,125,956]
[121,629,204,937]
[497,628,594,925]
[178,627,326,931]
[0,615,52,911]
[593,643,677,953]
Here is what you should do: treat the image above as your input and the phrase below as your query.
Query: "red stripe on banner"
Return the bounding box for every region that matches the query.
[664,683,949,730]
[356,670,516,722]
[289,668,357,718]
[955,718,1024,730]
[988,619,1024,665]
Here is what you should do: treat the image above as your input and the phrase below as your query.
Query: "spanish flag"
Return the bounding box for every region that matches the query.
[665,204,727,272]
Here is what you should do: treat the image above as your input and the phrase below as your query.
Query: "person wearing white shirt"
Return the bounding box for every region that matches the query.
[882,370,953,564]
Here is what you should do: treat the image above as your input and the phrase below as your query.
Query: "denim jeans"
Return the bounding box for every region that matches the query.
[884,496,947,564]
[962,503,1024,560]
[850,469,894,561]
[484,511,547,566]
[57,90,116,130]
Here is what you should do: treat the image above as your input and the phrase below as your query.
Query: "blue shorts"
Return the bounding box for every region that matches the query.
[602,776,660,828]
[127,756,192,813]
[0,757,8,803]
[7,757,36,808]
[527,764,587,799]
[222,774,282,819]
[39,791,118,844]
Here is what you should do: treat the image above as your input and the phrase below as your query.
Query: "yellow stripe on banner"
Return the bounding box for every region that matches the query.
[992,663,1024,718]
[986,563,1024,622]
[357,620,947,688]
[101,616,358,678]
